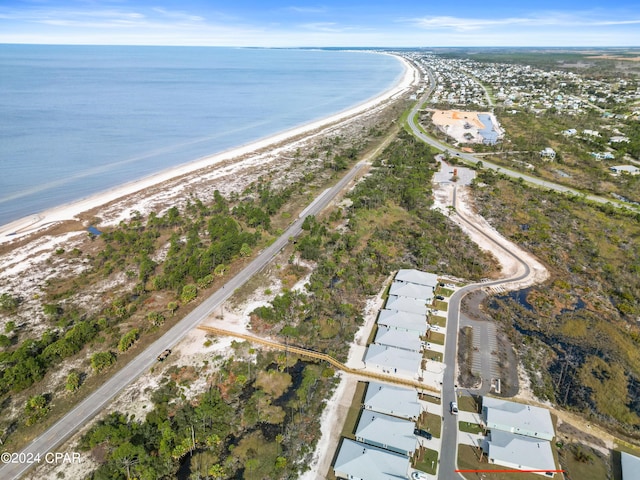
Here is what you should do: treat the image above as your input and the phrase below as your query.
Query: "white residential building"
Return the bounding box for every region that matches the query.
[355,410,418,456]
[483,431,557,476]
[363,382,422,420]
[364,344,422,378]
[334,439,410,480]
[540,147,556,160]
[482,396,555,441]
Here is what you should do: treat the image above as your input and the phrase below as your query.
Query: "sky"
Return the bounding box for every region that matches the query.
[0,0,639,47]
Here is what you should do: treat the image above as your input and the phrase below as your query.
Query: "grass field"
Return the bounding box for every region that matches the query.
[419,412,442,438]
[459,421,484,434]
[457,394,481,413]
[341,381,367,439]
[429,331,446,346]
[430,314,447,327]
[558,443,610,480]
[424,349,443,362]
[414,447,439,475]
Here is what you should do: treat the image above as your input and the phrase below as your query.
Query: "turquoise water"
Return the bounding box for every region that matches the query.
[0,45,404,226]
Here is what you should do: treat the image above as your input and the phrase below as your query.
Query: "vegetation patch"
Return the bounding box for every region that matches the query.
[473,171,640,435]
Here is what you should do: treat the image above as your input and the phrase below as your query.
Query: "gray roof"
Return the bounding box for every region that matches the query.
[485,431,556,472]
[364,344,422,375]
[334,439,409,480]
[377,309,427,335]
[483,396,555,441]
[395,269,439,288]
[355,410,418,455]
[621,452,640,480]
[385,295,427,316]
[389,281,434,301]
[375,328,422,352]
[363,382,421,420]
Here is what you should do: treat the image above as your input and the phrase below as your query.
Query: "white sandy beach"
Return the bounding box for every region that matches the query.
[0,54,417,245]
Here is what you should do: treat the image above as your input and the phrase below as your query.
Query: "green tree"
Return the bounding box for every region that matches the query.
[0,293,19,311]
[208,464,226,479]
[25,394,49,426]
[91,351,116,373]
[147,311,165,327]
[65,371,81,392]
[181,284,197,304]
[118,329,140,352]
[167,301,178,315]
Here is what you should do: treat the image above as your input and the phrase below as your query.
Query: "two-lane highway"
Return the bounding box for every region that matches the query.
[0,162,367,480]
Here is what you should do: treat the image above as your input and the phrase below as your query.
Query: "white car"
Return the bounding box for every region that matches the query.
[411,471,429,480]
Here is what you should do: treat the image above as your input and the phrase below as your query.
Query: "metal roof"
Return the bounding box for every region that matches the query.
[364,344,422,375]
[355,410,417,455]
[377,309,427,335]
[389,281,434,301]
[385,295,427,316]
[334,439,409,480]
[363,382,421,420]
[486,431,556,473]
[483,396,555,441]
[621,452,640,480]
[375,328,422,352]
[395,269,439,288]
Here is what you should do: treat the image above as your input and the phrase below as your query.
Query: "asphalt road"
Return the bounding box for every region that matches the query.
[405,62,538,479]
[406,66,637,213]
[0,162,366,480]
[436,183,535,480]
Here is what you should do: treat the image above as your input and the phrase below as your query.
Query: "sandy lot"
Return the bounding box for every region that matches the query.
[431,109,503,145]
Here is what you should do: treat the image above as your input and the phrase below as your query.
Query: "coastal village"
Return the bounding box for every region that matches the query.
[1,47,640,480]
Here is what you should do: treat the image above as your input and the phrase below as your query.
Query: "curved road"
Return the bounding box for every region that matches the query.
[406,64,638,213]
[404,60,539,480]
[437,185,534,480]
[0,161,368,480]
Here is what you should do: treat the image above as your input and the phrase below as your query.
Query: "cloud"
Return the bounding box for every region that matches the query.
[406,11,640,32]
[299,22,345,32]
[287,6,328,14]
[152,8,204,24]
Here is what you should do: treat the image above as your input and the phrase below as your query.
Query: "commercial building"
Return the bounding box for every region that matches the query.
[363,382,422,420]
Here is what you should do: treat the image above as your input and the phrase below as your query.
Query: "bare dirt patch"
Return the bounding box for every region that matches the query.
[430,109,503,145]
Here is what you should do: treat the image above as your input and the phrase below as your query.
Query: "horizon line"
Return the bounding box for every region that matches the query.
[1,42,640,49]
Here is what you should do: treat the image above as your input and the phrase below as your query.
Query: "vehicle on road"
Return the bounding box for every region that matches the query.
[450,401,458,415]
[414,428,432,440]
[157,349,171,361]
[411,471,429,480]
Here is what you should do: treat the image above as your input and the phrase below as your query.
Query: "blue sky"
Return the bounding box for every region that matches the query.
[1,0,638,46]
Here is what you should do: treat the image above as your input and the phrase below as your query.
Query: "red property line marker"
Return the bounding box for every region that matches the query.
[456,470,565,473]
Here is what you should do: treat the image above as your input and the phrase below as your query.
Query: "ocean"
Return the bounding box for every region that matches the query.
[0,45,404,226]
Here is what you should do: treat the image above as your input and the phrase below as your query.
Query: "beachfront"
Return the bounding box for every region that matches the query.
[0,53,417,245]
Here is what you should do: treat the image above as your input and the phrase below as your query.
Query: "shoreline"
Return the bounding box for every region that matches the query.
[0,53,418,245]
